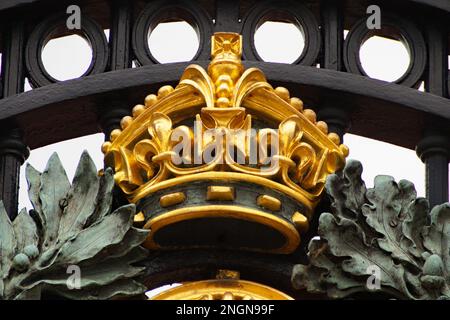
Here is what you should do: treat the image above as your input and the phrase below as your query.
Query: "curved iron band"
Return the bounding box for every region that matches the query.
[0,61,448,150]
[344,13,427,88]
[25,13,109,88]
[132,0,213,66]
[241,0,321,66]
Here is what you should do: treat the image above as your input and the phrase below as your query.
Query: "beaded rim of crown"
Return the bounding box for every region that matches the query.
[101,33,349,252]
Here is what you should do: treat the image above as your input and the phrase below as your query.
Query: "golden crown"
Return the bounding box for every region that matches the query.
[102,32,348,254]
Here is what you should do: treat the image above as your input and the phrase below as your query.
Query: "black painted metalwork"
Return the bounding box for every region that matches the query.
[132,0,213,65]
[214,0,240,33]
[318,0,349,142]
[0,126,29,220]
[97,0,133,140]
[416,12,450,207]
[25,12,109,87]
[0,16,29,219]
[241,0,321,66]
[141,248,305,299]
[343,13,427,88]
[109,0,133,71]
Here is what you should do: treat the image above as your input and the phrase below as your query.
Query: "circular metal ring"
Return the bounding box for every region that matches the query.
[132,0,213,66]
[343,13,427,87]
[241,0,321,66]
[25,13,109,88]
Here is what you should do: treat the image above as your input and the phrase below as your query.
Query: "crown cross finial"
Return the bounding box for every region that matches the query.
[211,32,242,60]
[208,33,244,108]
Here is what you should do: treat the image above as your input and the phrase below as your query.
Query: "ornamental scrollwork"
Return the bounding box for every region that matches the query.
[103,33,348,213]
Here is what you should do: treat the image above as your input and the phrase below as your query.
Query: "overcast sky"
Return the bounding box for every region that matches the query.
[17,21,433,214]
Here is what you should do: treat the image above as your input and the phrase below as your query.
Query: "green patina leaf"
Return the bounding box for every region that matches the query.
[25,164,42,216]
[0,202,16,282]
[309,240,362,294]
[23,253,144,290]
[39,153,71,248]
[319,212,414,298]
[401,198,429,259]
[13,208,38,252]
[293,160,450,300]
[58,151,100,241]
[423,204,450,278]
[13,285,41,300]
[0,279,4,298]
[292,239,362,298]
[46,279,147,300]
[54,204,135,265]
[326,159,367,220]
[86,228,149,264]
[86,167,115,226]
[0,152,148,300]
[362,176,422,269]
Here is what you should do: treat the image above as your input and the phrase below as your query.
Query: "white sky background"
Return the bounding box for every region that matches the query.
[17,21,432,213]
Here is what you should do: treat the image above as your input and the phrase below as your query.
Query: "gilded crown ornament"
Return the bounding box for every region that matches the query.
[102,32,349,254]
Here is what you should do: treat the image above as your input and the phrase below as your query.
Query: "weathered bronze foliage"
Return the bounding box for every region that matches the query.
[0,152,148,300]
[293,160,450,300]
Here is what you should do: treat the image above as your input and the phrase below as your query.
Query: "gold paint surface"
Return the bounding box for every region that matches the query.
[292,211,309,233]
[206,186,235,201]
[103,32,349,253]
[151,279,293,300]
[133,212,145,227]
[159,192,186,207]
[257,195,281,212]
[142,205,300,254]
[133,212,145,223]
[216,269,240,280]
[103,32,348,207]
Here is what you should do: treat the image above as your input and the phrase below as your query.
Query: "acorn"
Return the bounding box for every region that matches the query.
[13,253,30,272]
[23,244,39,260]
[423,254,444,276]
[421,254,445,290]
